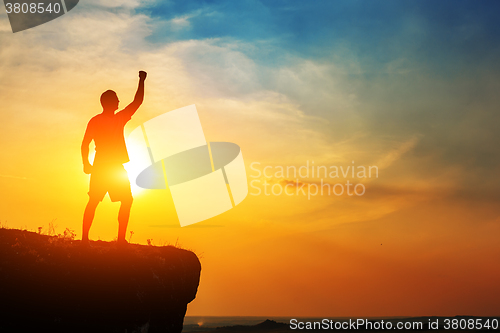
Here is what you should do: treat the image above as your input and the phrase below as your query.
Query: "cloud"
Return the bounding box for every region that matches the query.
[375,137,419,170]
[2,0,500,228]
[169,15,191,29]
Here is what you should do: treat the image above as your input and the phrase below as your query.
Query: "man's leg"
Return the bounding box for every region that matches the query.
[83,197,100,242]
[117,196,133,243]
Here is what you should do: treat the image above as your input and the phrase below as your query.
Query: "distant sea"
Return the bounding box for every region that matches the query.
[184,316,292,331]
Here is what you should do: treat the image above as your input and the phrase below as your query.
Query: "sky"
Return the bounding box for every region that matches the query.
[1,0,500,317]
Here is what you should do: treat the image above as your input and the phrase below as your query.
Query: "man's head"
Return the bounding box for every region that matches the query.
[100,90,119,111]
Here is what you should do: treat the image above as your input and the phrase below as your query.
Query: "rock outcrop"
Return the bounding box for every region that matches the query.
[0,228,201,333]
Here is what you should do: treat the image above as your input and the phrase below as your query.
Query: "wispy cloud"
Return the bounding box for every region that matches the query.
[376,137,419,170]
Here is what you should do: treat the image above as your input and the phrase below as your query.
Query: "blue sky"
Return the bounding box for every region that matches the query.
[134,1,500,190]
[138,0,500,73]
[2,0,500,202]
[2,0,500,190]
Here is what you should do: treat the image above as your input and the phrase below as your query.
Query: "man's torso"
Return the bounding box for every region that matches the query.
[87,110,132,167]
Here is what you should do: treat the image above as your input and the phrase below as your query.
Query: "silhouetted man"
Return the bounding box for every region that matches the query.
[81,71,147,245]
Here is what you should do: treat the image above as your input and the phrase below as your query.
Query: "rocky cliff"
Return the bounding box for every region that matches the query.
[0,228,201,333]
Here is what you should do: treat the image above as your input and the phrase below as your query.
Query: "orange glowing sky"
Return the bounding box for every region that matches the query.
[1,0,500,317]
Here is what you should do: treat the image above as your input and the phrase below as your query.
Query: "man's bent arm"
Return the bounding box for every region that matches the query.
[81,130,93,174]
[122,71,147,117]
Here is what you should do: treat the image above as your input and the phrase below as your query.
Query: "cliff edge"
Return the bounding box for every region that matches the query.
[0,228,201,333]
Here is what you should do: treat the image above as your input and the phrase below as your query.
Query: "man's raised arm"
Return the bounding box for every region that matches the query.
[122,71,147,117]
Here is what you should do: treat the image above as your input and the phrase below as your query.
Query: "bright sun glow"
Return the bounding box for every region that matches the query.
[124,138,152,195]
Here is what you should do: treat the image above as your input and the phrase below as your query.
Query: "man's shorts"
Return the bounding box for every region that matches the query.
[88,164,132,202]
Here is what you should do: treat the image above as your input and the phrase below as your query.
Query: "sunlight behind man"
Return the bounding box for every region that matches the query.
[123,137,150,195]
